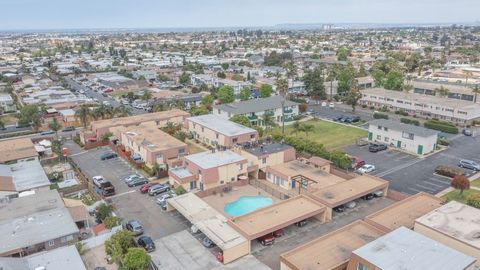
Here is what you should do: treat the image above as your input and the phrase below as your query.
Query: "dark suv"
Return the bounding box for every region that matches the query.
[100,152,118,160]
[368,143,387,153]
[137,236,156,252]
[100,181,115,196]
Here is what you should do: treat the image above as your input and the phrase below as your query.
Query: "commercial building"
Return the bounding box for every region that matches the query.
[368,119,438,156]
[82,109,189,142]
[234,141,296,179]
[347,227,476,270]
[0,190,79,257]
[228,195,327,241]
[365,192,442,232]
[169,150,247,191]
[0,245,86,270]
[308,175,389,221]
[280,221,385,270]
[414,201,480,268]
[213,96,299,126]
[0,137,38,164]
[186,114,258,148]
[166,192,249,264]
[0,159,50,197]
[265,159,345,192]
[113,122,188,168]
[360,88,480,124]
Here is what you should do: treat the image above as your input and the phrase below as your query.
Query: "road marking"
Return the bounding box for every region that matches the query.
[415,183,437,192]
[109,190,136,199]
[69,151,88,157]
[427,177,450,184]
[407,187,424,194]
[375,158,422,177]
[422,181,444,188]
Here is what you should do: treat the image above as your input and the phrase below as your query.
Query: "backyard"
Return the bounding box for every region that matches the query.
[270,119,368,150]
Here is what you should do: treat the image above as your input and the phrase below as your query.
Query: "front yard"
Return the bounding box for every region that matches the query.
[270,119,368,150]
[442,188,480,204]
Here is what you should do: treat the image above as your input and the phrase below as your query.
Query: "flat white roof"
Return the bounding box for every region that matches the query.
[353,227,476,270]
[186,150,246,169]
[0,159,50,192]
[415,201,480,249]
[187,114,257,137]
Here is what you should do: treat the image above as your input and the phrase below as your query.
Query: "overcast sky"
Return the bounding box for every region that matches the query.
[1,0,478,30]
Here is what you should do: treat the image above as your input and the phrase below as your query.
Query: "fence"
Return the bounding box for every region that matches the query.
[249,178,292,200]
[84,140,109,150]
[195,179,249,198]
[58,183,89,197]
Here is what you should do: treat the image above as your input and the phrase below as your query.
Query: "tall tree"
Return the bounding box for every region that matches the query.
[336,47,349,61]
[48,118,62,138]
[451,175,470,196]
[384,70,405,91]
[239,87,251,101]
[276,78,289,135]
[259,84,273,98]
[230,115,251,127]
[302,67,326,101]
[463,70,473,86]
[115,105,131,117]
[217,86,235,104]
[344,80,363,112]
[472,85,480,103]
[123,248,151,270]
[75,105,91,128]
[141,91,152,106]
[262,112,275,131]
[104,230,135,264]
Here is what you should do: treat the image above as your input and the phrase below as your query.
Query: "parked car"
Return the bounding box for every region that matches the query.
[373,190,384,197]
[333,115,346,122]
[272,229,284,238]
[62,126,76,132]
[328,102,335,108]
[358,164,376,174]
[368,143,387,153]
[294,219,308,227]
[345,201,357,209]
[100,152,117,160]
[148,184,170,196]
[40,130,55,135]
[258,234,275,246]
[344,116,360,123]
[202,236,215,248]
[137,236,156,252]
[216,251,224,263]
[100,181,115,197]
[156,192,175,205]
[459,159,480,171]
[333,205,345,213]
[351,156,366,169]
[92,175,105,187]
[128,177,148,187]
[463,128,473,136]
[140,183,153,194]
[363,193,374,200]
[125,220,144,236]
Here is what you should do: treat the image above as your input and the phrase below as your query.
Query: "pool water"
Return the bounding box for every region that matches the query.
[224,196,273,216]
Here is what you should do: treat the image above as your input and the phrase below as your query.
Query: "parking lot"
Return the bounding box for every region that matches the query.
[253,197,395,269]
[345,130,480,195]
[70,147,189,240]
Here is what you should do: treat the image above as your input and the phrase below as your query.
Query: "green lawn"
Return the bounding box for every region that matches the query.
[442,188,480,204]
[187,141,207,154]
[271,119,368,150]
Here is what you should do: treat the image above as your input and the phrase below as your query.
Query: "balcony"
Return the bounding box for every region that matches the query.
[248,115,258,121]
[283,108,293,114]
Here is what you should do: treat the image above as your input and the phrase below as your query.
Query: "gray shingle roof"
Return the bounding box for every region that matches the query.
[369,119,438,137]
[213,96,298,115]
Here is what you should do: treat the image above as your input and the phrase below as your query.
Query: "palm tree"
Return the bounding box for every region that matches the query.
[472,85,480,103]
[327,65,337,99]
[291,121,301,136]
[93,105,108,120]
[115,105,131,117]
[300,124,314,137]
[262,113,275,133]
[276,78,289,135]
[142,91,153,106]
[75,105,91,128]
[48,118,62,139]
[463,70,473,86]
[104,106,116,119]
[435,86,450,97]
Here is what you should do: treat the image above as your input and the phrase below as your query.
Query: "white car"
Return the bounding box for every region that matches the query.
[321,102,327,107]
[156,192,176,205]
[358,164,376,174]
[92,175,105,187]
[329,102,335,108]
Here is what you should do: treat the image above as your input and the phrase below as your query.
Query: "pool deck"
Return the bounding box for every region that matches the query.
[202,185,280,218]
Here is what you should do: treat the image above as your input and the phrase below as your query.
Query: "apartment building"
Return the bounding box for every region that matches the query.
[113,122,188,168]
[213,96,299,126]
[414,201,480,268]
[360,88,480,124]
[186,114,258,148]
[368,119,438,155]
[347,227,476,270]
[412,80,478,103]
[169,150,247,191]
[0,190,79,257]
[0,94,16,113]
[82,109,189,142]
[191,74,251,95]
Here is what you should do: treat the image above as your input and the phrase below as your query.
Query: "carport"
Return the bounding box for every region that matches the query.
[166,193,249,264]
[308,174,389,221]
[228,195,327,241]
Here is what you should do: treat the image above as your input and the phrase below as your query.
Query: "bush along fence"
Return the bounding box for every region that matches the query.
[400,117,420,126]
[271,134,352,170]
[373,112,389,120]
[424,120,459,134]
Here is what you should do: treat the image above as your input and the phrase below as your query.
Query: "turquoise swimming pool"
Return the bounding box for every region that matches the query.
[224,196,273,216]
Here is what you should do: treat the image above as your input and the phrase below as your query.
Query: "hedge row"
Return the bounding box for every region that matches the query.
[373,112,389,119]
[271,134,352,169]
[424,120,458,134]
[400,118,420,126]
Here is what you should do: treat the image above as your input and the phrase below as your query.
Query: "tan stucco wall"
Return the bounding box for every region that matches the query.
[223,241,251,264]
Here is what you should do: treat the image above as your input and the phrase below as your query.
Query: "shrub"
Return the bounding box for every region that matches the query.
[451,175,470,195]
[467,193,480,208]
[437,137,449,146]
[435,165,466,178]
[75,242,84,256]
[298,103,308,113]
[95,203,113,222]
[400,118,420,126]
[175,185,187,195]
[104,216,121,229]
[395,110,409,116]
[361,104,367,108]
[373,112,388,119]
[424,120,458,134]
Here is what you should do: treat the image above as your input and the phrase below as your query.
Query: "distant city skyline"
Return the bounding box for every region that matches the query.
[0,0,479,30]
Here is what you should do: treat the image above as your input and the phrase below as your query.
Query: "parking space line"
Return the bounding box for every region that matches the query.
[407,186,424,194]
[69,151,88,157]
[422,181,444,188]
[415,184,437,192]
[375,158,422,177]
[109,190,136,199]
[427,177,451,184]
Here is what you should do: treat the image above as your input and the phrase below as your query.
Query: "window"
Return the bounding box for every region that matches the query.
[232,138,238,143]
[376,135,381,140]
[377,126,382,130]
[402,131,414,140]
[178,148,185,154]
[239,163,243,170]
[217,109,221,114]
[384,137,389,142]
[383,127,388,131]
[201,127,204,132]
[220,180,224,184]
[250,134,255,139]
[216,133,219,139]
[48,240,55,247]
[357,263,369,270]
[267,172,271,179]
[262,158,267,164]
